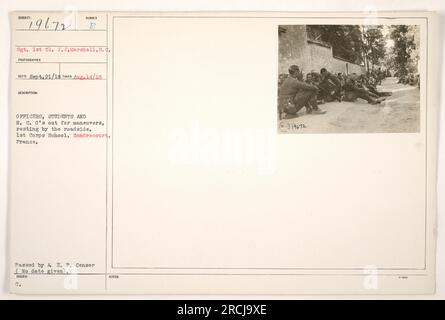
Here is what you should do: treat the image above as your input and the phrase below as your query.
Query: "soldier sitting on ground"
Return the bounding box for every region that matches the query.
[306,73,325,105]
[398,73,408,84]
[278,73,289,87]
[407,73,418,86]
[337,73,346,87]
[319,68,343,102]
[278,65,326,119]
[310,70,322,84]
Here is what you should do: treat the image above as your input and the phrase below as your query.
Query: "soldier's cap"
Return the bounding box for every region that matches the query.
[288,65,300,75]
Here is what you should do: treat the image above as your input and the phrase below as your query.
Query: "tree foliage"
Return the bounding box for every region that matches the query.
[306,24,419,75]
[389,25,418,76]
[307,25,364,64]
[361,26,386,71]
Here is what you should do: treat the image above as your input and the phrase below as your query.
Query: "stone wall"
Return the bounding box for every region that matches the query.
[330,56,366,75]
[305,41,334,74]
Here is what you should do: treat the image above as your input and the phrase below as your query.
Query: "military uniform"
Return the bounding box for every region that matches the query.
[319,71,342,102]
[278,76,319,117]
[343,76,379,104]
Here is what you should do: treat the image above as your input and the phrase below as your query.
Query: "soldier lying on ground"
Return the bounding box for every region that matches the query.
[278,65,326,119]
[355,77,388,102]
[358,75,392,97]
[342,74,383,105]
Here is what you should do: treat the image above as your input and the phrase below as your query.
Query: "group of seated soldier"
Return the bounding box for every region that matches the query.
[278,64,393,119]
[305,69,343,104]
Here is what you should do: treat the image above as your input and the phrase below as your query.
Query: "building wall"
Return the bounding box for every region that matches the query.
[306,42,333,74]
[330,56,366,75]
[278,26,365,76]
[278,25,310,75]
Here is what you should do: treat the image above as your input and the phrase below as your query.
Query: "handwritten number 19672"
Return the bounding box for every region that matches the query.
[28,17,66,31]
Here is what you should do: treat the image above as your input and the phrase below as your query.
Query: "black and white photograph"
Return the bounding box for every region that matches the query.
[278,24,421,133]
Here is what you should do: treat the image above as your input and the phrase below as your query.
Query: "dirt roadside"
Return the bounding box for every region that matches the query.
[278,77,420,134]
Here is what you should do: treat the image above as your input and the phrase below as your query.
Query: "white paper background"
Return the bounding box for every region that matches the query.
[0,0,444,299]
